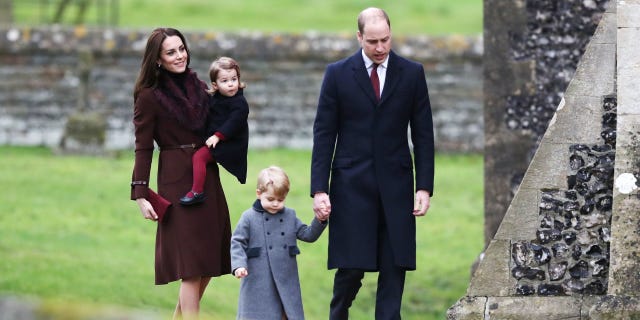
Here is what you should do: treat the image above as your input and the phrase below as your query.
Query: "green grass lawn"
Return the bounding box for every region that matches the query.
[0,146,483,319]
[12,0,482,35]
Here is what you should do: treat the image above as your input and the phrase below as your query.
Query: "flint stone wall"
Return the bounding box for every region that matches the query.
[449,1,640,318]
[0,27,483,152]
[483,0,611,246]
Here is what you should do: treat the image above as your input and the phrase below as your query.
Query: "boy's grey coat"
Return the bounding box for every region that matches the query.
[231,201,327,320]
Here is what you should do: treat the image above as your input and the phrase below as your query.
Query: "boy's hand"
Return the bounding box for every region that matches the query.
[313,192,331,221]
[234,267,248,279]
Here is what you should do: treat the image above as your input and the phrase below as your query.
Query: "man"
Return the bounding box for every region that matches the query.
[311,7,435,320]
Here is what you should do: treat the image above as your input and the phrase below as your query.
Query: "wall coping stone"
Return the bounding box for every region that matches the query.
[0,26,483,63]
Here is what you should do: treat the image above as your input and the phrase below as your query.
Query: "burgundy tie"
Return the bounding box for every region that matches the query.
[370,63,380,101]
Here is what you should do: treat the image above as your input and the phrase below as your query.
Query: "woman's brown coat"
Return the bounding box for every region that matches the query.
[131,88,231,284]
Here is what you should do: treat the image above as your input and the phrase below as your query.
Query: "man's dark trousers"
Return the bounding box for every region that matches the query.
[329,219,406,320]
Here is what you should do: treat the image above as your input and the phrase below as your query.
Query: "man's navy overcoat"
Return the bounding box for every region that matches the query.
[311,49,435,271]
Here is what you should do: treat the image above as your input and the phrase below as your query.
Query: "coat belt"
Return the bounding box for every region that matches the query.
[159,143,202,150]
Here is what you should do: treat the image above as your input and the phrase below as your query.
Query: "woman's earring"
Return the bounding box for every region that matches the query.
[157,63,161,68]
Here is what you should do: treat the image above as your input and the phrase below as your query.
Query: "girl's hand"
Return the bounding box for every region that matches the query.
[136,198,158,221]
[206,135,220,148]
[234,267,248,279]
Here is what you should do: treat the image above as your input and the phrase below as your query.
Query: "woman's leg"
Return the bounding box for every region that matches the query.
[173,277,211,320]
[199,277,211,298]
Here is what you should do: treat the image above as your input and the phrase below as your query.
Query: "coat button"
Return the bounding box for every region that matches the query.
[267,232,271,235]
[283,245,287,249]
[269,246,272,250]
[280,219,283,222]
[281,232,285,236]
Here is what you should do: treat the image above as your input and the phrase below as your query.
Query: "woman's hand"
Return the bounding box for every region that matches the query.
[136,198,158,221]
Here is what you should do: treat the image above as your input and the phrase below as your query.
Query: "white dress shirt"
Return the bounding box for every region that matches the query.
[362,51,388,97]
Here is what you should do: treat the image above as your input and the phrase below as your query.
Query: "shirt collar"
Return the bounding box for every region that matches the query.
[361,50,388,70]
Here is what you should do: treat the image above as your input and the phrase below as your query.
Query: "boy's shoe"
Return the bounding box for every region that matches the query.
[179,191,206,206]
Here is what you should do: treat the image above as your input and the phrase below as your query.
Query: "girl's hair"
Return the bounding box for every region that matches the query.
[208,56,247,94]
[257,166,290,198]
[134,27,191,101]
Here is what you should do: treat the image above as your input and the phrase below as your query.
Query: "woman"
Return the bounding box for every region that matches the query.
[130,27,231,319]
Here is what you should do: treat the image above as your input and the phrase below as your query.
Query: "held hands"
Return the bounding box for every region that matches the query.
[313,191,428,218]
[313,192,331,222]
[136,198,158,221]
[206,135,220,148]
[234,267,248,279]
[413,190,431,216]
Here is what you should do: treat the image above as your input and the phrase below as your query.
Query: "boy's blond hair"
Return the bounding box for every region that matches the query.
[257,166,290,198]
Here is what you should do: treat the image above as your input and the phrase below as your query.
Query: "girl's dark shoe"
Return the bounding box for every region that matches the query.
[180,191,206,206]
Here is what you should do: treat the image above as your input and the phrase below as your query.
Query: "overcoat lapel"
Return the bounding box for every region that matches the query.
[349,50,403,106]
[380,51,401,104]
[350,52,379,104]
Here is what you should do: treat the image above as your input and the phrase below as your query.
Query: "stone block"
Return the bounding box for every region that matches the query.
[613,114,640,161]
[565,43,616,98]
[446,296,486,320]
[581,295,602,318]
[591,11,616,45]
[609,196,640,295]
[468,240,514,296]
[544,94,603,145]
[616,59,640,115]
[613,114,640,197]
[618,1,640,28]
[616,27,640,72]
[485,296,581,319]
[520,142,570,189]
[586,296,640,319]
[495,187,539,241]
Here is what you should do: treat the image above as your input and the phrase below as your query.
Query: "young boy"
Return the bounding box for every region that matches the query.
[180,56,249,205]
[231,166,327,319]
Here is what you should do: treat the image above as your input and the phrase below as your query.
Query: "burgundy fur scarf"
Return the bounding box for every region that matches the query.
[153,69,210,133]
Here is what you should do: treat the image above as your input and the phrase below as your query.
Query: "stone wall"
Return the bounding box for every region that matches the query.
[483,0,610,246]
[0,26,482,152]
[449,1,640,318]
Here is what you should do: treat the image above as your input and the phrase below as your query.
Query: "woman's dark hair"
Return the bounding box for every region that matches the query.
[134,28,191,101]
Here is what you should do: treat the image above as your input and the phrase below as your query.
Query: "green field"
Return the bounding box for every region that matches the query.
[11,0,482,35]
[0,146,483,319]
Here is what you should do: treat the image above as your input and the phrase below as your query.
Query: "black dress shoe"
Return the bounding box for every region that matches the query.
[179,191,206,206]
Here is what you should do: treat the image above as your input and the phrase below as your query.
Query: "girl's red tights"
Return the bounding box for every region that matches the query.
[191,146,214,194]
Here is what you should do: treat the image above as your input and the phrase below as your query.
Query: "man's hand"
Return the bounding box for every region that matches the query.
[413,190,431,216]
[313,192,331,221]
